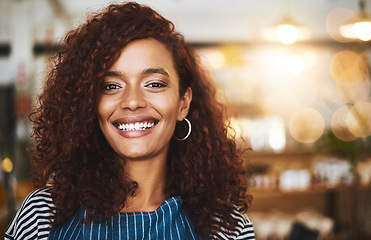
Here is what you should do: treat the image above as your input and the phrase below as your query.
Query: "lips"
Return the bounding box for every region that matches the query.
[112,117,159,132]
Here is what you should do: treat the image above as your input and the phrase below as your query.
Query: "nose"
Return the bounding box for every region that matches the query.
[120,85,147,111]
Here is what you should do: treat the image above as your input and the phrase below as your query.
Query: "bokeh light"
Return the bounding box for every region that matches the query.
[261,21,311,45]
[331,105,357,142]
[229,117,243,139]
[303,51,318,69]
[288,108,325,143]
[268,116,286,152]
[335,79,370,104]
[340,21,371,41]
[330,50,370,104]
[1,157,13,173]
[201,48,226,69]
[221,45,244,66]
[276,24,298,45]
[330,50,368,85]
[346,101,371,138]
[250,121,266,151]
[326,8,358,43]
[354,21,371,41]
[208,51,225,69]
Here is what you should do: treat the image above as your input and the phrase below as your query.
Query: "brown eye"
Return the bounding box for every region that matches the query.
[147,82,166,88]
[104,84,120,90]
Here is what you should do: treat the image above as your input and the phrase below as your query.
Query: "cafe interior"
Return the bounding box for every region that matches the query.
[0,0,371,239]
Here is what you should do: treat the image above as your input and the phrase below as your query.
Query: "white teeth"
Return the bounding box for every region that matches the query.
[117,121,155,131]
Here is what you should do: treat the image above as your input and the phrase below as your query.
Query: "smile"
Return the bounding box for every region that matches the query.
[114,120,157,132]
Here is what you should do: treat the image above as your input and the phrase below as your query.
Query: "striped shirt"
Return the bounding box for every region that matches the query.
[5,187,255,239]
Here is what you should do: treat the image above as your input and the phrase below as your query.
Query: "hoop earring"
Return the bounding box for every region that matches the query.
[173,118,191,141]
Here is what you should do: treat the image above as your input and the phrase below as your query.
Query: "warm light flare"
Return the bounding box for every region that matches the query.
[346,102,371,138]
[261,19,311,44]
[354,21,371,41]
[330,50,370,104]
[201,49,226,69]
[303,51,317,68]
[276,24,298,45]
[330,50,368,84]
[340,21,371,41]
[1,157,13,173]
[339,0,371,42]
[326,8,358,43]
[268,116,286,152]
[331,106,357,142]
[207,51,225,69]
[288,108,325,143]
[336,80,370,104]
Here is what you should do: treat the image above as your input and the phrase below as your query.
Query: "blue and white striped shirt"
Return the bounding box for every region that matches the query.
[5,187,255,239]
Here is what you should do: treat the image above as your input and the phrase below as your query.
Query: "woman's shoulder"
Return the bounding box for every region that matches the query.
[5,186,55,240]
[14,186,54,214]
[214,209,255,240]
[22,185,53,202]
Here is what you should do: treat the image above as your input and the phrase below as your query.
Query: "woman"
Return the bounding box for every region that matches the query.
[5,2,254,239]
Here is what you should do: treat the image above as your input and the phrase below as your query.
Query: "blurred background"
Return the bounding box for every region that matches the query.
[1,0,371,239]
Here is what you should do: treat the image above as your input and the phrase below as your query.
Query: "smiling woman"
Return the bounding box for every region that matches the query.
[5,2,255,240]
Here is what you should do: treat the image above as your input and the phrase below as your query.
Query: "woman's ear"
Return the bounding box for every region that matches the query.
[177,87,192,121]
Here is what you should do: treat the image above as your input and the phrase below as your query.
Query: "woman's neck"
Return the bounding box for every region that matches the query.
[121,157,168,212]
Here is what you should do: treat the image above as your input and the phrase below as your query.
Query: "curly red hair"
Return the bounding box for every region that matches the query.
[30,2,252,238]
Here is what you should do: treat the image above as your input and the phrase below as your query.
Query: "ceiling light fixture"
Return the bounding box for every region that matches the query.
[340,0,371,41]
[261,0,311,45]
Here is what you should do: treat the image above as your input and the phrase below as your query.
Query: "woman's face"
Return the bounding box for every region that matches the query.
[97,38,191,161]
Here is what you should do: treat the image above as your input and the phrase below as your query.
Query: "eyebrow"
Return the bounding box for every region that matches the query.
[104,68,170,77]
[104,71,122,77]
[142,68,170,77]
